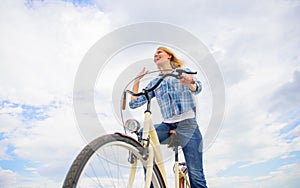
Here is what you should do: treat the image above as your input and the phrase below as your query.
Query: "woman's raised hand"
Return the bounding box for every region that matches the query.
[136,67,148,81]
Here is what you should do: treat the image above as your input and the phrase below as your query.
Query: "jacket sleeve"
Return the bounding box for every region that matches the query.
[129,95,147,109]
[183,67,202,95]
[128,80,156,109]
[192,78,202,95]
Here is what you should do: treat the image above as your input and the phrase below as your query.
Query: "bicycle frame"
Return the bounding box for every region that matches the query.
[142,111,167,188]
[126,110,168,188]
[128,110,190,188]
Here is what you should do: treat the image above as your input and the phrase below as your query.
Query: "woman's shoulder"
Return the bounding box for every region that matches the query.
[145,75,161,88]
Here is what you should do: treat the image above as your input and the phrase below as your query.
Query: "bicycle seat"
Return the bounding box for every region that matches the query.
[168,130,180,149]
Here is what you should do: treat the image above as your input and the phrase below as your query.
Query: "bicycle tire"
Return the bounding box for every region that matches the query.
[63,133,166,188]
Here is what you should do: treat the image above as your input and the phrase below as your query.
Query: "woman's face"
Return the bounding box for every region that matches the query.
[153,49,172,66]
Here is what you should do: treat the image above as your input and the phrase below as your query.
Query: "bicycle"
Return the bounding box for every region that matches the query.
[63,69,197,188]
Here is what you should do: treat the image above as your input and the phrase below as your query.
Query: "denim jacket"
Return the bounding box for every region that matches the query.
[129,68,202,120]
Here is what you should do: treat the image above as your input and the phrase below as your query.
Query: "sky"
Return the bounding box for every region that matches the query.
[0,0,300,187]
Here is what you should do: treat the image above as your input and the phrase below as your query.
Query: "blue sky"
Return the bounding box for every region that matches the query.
[1,0,300,187]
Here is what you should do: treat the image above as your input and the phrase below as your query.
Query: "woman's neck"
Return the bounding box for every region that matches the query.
[157,61,173,73]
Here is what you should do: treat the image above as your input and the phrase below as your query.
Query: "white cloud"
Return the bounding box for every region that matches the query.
[0,167,16,188]
[1,0,300,187]
[270,71,300,114]
[0,0,110,105]
[9,104,84,180]
[255,163,300,188]
[206,160,300,188]
[0,0,109,186]
[0,139,11,160]
[0,102,85,186]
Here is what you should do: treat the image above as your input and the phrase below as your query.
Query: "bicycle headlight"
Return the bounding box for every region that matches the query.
[124,119,140,133]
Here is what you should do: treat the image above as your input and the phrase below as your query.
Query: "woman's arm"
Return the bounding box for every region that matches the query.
[131,67,148,100]
[179,68,202,94]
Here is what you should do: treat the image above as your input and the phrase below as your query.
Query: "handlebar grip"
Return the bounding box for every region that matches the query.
[122,92,127,110]
[187,71,197,74]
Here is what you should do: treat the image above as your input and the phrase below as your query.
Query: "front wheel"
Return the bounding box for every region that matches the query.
[63,133,166,188]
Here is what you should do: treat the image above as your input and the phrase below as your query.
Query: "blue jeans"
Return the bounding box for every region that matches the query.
[154,118,207,188]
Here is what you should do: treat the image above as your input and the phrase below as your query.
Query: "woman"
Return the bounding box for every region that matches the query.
[129,46,208,188]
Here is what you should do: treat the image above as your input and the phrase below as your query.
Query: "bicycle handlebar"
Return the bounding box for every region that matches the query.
[122,69,197,110]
